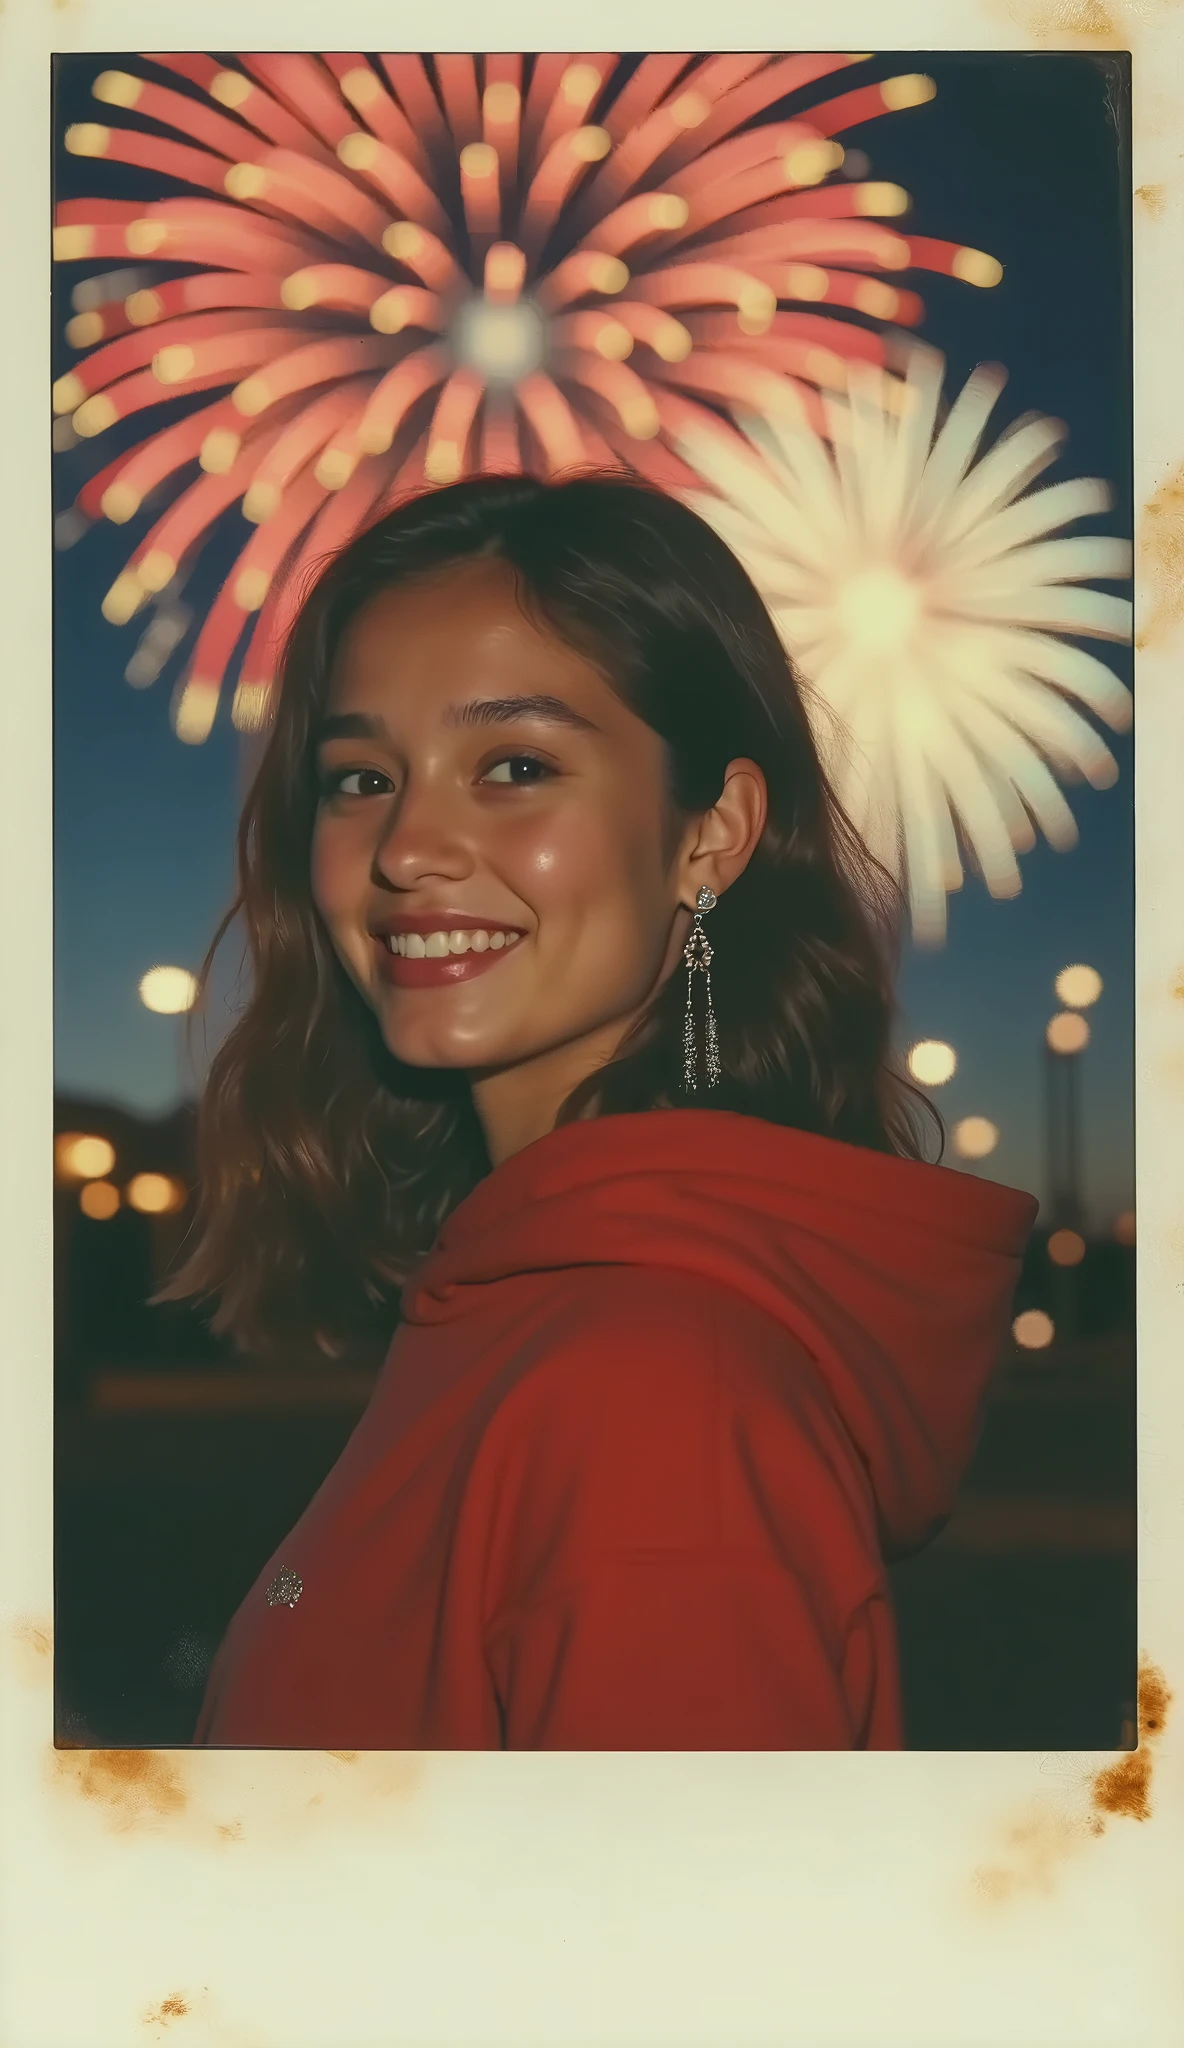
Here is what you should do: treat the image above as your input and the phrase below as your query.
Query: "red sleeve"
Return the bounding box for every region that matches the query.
[486,1556,897,1749]
[476,1276,900,1750]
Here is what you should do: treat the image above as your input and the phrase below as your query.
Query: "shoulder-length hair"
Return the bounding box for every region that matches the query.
[158,470,942,1362]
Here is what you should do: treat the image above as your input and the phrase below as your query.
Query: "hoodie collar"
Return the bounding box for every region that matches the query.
[398,1109,1039,1553]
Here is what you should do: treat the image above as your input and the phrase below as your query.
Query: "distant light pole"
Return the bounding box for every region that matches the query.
[1044,1012,1088,1231]
[1042,967,1103,1344]
[138,965,199,1105]
[1044,966,1103,1229]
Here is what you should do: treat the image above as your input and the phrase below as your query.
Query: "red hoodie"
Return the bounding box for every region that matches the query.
[194,1108,1037,1750]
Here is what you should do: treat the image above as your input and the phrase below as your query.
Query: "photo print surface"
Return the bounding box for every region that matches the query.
[51,48,1133,1755]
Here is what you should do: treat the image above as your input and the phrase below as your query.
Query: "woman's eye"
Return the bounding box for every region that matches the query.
[320,767,393,799]
[482,753,554,786]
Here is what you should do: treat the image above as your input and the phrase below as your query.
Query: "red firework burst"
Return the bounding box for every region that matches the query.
[53,52,1002,741]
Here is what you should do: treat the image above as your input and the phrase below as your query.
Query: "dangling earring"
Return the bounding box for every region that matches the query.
[681,884,721,1092]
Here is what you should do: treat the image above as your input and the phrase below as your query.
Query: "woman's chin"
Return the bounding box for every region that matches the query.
[378,1019,514,1074]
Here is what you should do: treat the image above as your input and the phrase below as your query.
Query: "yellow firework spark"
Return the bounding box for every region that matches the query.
[677,346,1133,944]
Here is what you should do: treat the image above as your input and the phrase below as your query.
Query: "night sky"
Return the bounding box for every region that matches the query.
[52,51,1133,1228]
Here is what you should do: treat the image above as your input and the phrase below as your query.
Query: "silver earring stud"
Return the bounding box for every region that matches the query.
[681,884,721,1092]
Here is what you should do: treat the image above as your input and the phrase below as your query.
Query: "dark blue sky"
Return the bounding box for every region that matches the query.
[52,51,1133,1227]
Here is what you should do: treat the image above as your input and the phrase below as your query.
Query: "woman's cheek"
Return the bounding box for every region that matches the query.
[501,802,613,905]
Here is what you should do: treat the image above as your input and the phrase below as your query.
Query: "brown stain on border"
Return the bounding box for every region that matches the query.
[1029,1,1119,34]
[975,1807,1106,1900]
[137,1985,271,2047]
[143,1993,189,2026]
[11,1614,53,1683]
[48,1737,427,1846]
[1135,180,1166,216]
[988,0,1155,49]
[52,1744,189,1830]
[996,0,1130,43]
[1090,1660,1172,1822]
[971,1658,1171,1903]
[1137,464,1184,648]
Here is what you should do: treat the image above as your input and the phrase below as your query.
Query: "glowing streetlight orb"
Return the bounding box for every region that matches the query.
[138,965,198,1014]
[1055,964,1103,1009]
[835,566,922,654]
[55,1132,116,1180]
[1113,1210,1136,1246]
[1013,1309,1055,1349]
[1048,1228,1086,1267]
[452,298,547,386]
[1046,1011,1090,1055]
[953,1116,999,1160]
[79,1180,120,1220]
[907,1039,957,1086]
[126,1171,186,1215]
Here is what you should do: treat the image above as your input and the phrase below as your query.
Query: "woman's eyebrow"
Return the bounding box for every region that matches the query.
[443,693,601,733]
[312,712,388,747]
[313,695,600,747]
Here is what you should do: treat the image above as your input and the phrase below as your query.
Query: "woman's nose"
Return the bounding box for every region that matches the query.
[371,776,471,887]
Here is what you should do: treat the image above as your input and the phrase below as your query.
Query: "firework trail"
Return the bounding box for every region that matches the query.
[677,346,1132,943]
[54,52,1002,740]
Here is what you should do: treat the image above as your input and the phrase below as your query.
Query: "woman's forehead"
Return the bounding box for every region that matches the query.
[327,559,610,711]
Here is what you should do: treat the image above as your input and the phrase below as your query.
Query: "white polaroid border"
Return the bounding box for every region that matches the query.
[2,5,1180,2045]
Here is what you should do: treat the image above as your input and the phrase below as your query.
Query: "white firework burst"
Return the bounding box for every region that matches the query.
[676,344,1133,944]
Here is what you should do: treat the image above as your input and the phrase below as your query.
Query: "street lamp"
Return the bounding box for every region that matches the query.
[953,1116,999,1160]
[54,1132,116,1181]
[138,965,198,1014]
[907,1039,957,1086]
[1055,964,1103,1010]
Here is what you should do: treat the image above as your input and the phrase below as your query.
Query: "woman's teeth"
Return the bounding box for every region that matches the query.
[385,929,522,958]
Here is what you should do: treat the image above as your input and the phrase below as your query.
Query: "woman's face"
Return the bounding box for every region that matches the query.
[310,556,698,1102]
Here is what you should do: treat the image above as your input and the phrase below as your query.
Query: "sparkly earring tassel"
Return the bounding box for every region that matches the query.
[681,884,720,1092]
[682,971,698,1090]
[703,969,721,1087]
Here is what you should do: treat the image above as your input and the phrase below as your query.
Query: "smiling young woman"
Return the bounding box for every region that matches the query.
[160,471,1038,1751]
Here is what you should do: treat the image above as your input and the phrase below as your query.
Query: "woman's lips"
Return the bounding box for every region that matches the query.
[375,937,523,989]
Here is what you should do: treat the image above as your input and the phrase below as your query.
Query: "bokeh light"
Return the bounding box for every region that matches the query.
[1055,963,1103,1009]
[79,1180,121,1220]
[953,1115,999,1159]
[126,1171,187,1214]
[907,1039,957,1086]
[138,965,199,1014]
[1013,1309,1055,1349]
[1047,1228,1086,1267]
[1046,1011,1090,1054]
[1113,1210,1136,1246]
[55,1132,116,1180]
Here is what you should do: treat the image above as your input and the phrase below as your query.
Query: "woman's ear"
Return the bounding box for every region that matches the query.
[681,757,767,905]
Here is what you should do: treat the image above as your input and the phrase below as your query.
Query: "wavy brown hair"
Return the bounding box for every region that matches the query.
[158,471,943,1363]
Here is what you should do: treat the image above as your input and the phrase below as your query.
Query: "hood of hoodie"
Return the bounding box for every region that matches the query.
[399,1109,1039,1553]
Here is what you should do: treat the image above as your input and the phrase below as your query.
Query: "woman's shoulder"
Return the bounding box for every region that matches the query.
[470,1260,880,1608]
[487,1261,828,1456]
